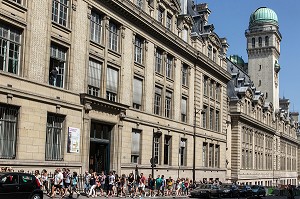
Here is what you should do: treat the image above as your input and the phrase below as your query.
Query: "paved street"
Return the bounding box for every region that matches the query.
[43,194,298,199]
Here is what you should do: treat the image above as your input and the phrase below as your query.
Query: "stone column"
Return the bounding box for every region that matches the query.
[81,103,92,173]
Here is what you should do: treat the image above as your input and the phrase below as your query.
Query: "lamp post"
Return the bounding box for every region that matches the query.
[193,107,202,183]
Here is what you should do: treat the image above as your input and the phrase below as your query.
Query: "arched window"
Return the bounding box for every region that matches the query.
[265,36,269,46]
[258,37,262,47]
[252,38,255,48]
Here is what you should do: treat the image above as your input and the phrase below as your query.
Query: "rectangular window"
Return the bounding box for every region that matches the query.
[106,67,118,102]
[166,55,173,78]
[166,14,172,31]
[215,145,220,168]
[180,139,186,166]
[45,113,65,161]
[88,59,101,97]
[182,64,188,86]
[0,105,18,159]
[209,143,214,167]
[202,106,207,128]
[164,135,171,165]
[210,81,214,98]
[134,37,143,64]
[215,84,220,100]
[0,24,21,75]
[133,77,143,109]
[131,130,141,163]
[157,7,164,24]
[155,49,163,73]
[215,110,219,132]
[90,11,102,44]
[49,44,67,88]
[209,108,213,130]
[203,77,207,95]
[203,142,208,167]
[154,134,161,164]
[154,87,162,115]
[165,91,172,118]
[181,97,187,122]
[109,22,118,52]
[52,0,69,27]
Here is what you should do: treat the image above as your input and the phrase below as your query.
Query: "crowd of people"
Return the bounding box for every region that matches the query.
[1,167,223,198]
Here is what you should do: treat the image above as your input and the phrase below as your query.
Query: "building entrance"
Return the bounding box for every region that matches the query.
[89,121,112,174]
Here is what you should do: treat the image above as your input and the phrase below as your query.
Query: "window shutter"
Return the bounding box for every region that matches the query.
[131,132,140,155]
[181,98,187,114]
[88,60,101,88]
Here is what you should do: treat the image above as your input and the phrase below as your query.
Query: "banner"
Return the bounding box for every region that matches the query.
[67,127,80,153]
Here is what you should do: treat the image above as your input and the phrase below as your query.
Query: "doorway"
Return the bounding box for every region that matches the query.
[89,121,112,174]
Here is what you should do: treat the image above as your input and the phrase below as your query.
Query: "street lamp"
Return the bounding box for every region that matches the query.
[151,128,162,178]
[193,107,203,183]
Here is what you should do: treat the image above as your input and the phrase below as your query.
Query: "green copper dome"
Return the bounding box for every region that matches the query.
[229,55,245,67]
[249,7,278,27]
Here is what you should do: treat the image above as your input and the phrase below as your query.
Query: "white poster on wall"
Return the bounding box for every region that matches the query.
[68,127,80,153]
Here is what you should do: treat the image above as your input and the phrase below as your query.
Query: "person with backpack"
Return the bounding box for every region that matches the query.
[71,171,80,198]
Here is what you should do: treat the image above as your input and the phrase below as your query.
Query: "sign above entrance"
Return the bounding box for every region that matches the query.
[67,127,80,153]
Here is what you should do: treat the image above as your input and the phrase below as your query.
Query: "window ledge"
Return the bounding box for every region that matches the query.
[107,48,121,58]
[2,0,27,13]
[52,21,72,34]
[90,40,105,50]
[181,84,189,89]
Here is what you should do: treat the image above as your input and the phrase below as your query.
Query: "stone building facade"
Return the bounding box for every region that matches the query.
[226,7,299,186]
[0,0,231,181]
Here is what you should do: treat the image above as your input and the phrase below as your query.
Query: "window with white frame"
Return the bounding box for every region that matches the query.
[133,77,143,110]
[49,44,67,88]
[0,105,18,159]
[45,113,65,161]
[202,142,208,167]
[109,22,118,52]
[215,145,220,168]
[166,14,172,31]
[157,7,164,24]
[134,37,143,64]
[180,139,186,166]
[166,55,173,79]
[154,134,161,164]
[88,59,102,97]
[155,49,163,73]
[90,11,102,44]
[52,0,69,27]
[165,91,172,118]
[181,97,187,122]
[154,86,162,115]
[182,64,188,86]
[106,67,118,102]
[0,24,21,75]
[131,129,141,163]
[209,81,214,98]
[164,135,171,165]
[215,84,220,101]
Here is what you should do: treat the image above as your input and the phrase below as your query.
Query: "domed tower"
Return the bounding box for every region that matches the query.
[245,7,282,111]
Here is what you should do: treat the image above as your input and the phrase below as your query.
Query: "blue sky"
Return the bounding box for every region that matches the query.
[197,0,300,113]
